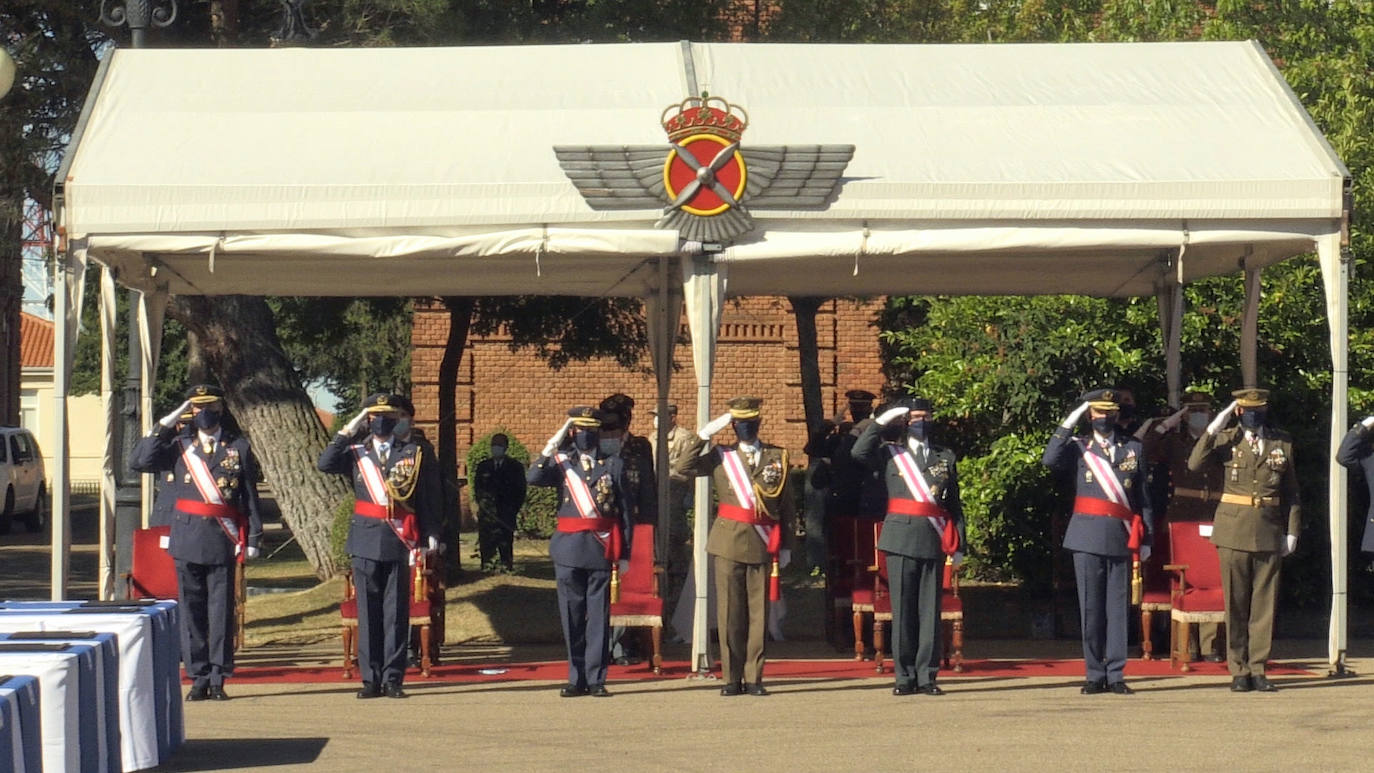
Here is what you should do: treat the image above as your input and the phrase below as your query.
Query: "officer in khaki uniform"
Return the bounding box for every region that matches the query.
[682,396,796,696]
[1187,387,1300,692]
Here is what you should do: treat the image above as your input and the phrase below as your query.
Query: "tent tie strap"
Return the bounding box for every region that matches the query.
[854,223,870,277]
[535,225,548,277]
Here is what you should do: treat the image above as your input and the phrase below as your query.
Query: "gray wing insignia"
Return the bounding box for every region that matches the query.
[741,145,855,208]
[552,146,665,209]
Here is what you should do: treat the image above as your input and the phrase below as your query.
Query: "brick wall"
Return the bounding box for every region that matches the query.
[409,296,887,479]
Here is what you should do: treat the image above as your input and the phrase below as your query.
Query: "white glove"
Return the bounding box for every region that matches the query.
[541,418,575,457]
[779,548,792,569]
[158,399,193,428]
[875,406,910,426]
[340,408,369,437]
[427,535,440,554]
[1060,401,1091,430]
[617,559,631,574]
[1282,535,1297,557]
[1139,545,1152,563]
[245,546,260,560]
[1155,406,1190,434]
[1361,415,1374,429]
[951,551,965,568]
[1206,400,1239,435]
[697,412,733,441]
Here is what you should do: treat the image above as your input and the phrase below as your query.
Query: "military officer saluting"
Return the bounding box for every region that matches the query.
[853,396,965,696]
[682,396,796,696]
[1043,388,1153,695]
[131,384,263,701]
[1188,387,1300,692]
[318,393,440,700]
[528,406,635,698]
[1336,410,1374,556]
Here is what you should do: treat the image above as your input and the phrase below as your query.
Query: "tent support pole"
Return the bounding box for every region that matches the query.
[50,247,74,599]
[1241,256,1260,386]
[1318,228,1352,677]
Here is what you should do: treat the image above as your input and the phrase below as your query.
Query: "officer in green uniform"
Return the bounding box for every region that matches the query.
[1187,387,1300,692]
[683,396,796,696]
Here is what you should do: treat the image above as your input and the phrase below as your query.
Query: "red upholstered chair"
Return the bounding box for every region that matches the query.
[849,521,882,660]
[609,523,666,673]
[1138,526,1173,660]
[341,558,443,678]
[124,525,248,650]
[1165,520,1226,672]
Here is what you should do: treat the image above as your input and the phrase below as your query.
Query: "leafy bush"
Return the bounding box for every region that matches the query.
[330,495,356,574]
[466,428,557,538]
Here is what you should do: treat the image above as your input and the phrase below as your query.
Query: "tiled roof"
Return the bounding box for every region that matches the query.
[20,312,54,369]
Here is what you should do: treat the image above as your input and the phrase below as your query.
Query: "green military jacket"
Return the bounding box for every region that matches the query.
[1187,426,1300,552]
[1145,428,1224,522]
[682,436,796,564]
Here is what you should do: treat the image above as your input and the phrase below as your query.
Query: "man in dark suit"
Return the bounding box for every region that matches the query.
[318,393,441,700]
[1188,387,1300,692]
[131,384,263,702]
[473,433,526,573]
[681,396,796,696]
[853,396,965,696]
[1336,413,1374,556]
[528,406,635,697]
[1043,388,1154,695]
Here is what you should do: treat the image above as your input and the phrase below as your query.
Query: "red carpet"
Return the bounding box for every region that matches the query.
[213,657,1317,685]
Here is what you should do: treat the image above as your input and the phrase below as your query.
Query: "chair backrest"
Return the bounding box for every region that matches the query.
[621,523,656,595]
[128,526,178,600]
[1168,520,1222,590]
[873,522,887,581]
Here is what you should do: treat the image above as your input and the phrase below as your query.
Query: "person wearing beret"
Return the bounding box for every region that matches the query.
[1188,387,1300,692]
[528,406,636,697]
[318,393,441,699]
[1336,410,1374,556]
[681,396,796,696]
[1043,388,1153,695]
[131,384,263,702]
[853,396,965,696]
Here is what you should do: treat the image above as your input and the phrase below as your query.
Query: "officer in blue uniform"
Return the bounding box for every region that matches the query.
[131,384,263,702]
[318,393,440,699]
[149,407,193,528]
[853,396,966,696]
[1336,414,1374,555]
[1043,388,1153,695]
[528,406,635,698]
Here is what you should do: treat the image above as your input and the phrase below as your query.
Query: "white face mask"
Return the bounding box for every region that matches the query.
[598,437,623,456]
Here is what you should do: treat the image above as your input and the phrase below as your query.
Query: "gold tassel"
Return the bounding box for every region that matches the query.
[1130,558,1142,606]
[414,552,426,603]
[610,564,621,604]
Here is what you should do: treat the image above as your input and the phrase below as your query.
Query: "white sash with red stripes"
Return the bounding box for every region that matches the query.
[179,438,241,551]
[720,448,769,544]
[1078,438,1132,536]
[351,444,412,546]
[554,453,610,541]
[888,444,949,538]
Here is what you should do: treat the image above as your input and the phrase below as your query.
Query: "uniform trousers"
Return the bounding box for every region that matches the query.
[713,556,768,685]
[885,553,942,688]
[1072,551,1129,683]
[554,564,611,689]
[1217,547,1281,677]
[352,556,411,686]
[175,559,236,688]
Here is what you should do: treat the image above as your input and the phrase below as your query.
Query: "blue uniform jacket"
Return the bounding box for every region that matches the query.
[131,425,263,565]
[528,449,634,570]
[318,434,441,563]
[1336,422,1374,554]
[1043,426,1154,558]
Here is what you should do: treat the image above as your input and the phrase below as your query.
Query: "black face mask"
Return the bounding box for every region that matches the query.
[907,419,932,442]
[1117,404,1136,423]
[573,429,599,452]
[850,405,873,422]
[193,410,221,431]
[734,420,760,444]
[1240,410,1266,431]
[879,423,904,442]
[1091,417,1115,436]
[370,415,398,437]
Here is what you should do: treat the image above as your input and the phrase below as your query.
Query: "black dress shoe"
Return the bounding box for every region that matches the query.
[1230,675,1254,692]
[384,682,407,699]
[918,683,945,696]
[1108,682,1134,695]
[720,682,743,697]
[588,685,611,697]
[208,686,230,701]
[1080,679,1108,695]
[892,685,916,696]
[746,683,769,696]
[559,684,586,698]
[1252,675,1279,693]
[1204,654,1225,663]
[357,682,382,699]
[185,686,209,702]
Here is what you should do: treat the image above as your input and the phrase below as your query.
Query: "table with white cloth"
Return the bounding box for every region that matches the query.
[0,640,101,772]
[0,631,121,772]
[0,673,42,773]
[0,600,183,771]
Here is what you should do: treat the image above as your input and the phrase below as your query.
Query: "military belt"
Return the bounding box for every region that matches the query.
[1219,492,1279,508]
[1172,487,1220,502]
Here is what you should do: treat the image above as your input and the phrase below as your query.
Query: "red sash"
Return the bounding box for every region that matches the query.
[351,445,417,550]
[556,516,623,560]
[354,500,419,546]
[718,503,783,553]
[887,498,961,554]
[1072,496,1144,551]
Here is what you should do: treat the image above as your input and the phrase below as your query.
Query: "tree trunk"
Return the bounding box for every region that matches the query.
[438,297,474,580]
[0,193,20,426]
[170,295,348,578]
[789,296,827,457]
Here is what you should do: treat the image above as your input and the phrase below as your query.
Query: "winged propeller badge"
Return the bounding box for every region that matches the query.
[554,95,855,243]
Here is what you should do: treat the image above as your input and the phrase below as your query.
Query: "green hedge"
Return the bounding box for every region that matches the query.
[466,428,557,539]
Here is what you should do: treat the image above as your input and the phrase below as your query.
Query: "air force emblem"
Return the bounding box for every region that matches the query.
[555,94,855,243]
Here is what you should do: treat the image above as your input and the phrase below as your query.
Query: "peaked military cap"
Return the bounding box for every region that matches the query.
[361,393,401,414]
[845,389,877,403]
[388,394,415,416]
[600,411,625,431]
[1080,388,1120,411]
[1182,390,1212,406]
[567,405,604,428]
[185,384,224,405]
[1232,387,1270,408]
[600,393,635,416]
[727,396,763,419]
[885,395,932,413]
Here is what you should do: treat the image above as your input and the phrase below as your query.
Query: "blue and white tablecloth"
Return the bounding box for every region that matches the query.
[0,674,41,773]
[0,631,121,772]
[0,641,98,772]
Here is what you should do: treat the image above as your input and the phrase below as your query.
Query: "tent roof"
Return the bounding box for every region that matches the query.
[60,40,1347,298]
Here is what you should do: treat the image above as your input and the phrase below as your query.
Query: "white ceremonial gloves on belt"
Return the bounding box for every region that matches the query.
[341,408,370,437]
[158,399,193,428]
[617,559,630,574]
[1140,544,1152,562]
[875,406,910,426]
[1060,401,1091,430]
[1206,400,1239,435]
[779,548,792,569]
[951,551,965,567]
[541,418,574,458]
[245,546,260,560]
[1282,535,1298,557]
[697,412,733,441]
[427,535,440,554]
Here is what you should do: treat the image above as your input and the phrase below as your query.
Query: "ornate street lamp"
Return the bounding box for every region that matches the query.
[99,1,178,48]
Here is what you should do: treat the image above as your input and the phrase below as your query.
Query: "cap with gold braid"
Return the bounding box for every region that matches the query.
[1182,389,1212,406]
[1232,387,1269,408]
[1081,388,1120,412]
[567,405,604,428]
[361,392,401,415]
[727,396,763,420]
[185,383,224,406]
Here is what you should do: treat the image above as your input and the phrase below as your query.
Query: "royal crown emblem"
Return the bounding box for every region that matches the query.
[555,93,855,242]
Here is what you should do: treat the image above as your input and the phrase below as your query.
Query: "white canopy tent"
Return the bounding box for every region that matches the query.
[52,40,1351,671]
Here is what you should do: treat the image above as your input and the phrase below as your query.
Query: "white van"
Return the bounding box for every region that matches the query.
[0,426,47,534]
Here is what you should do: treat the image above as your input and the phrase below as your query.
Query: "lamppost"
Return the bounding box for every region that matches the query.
[99,1,178,49]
